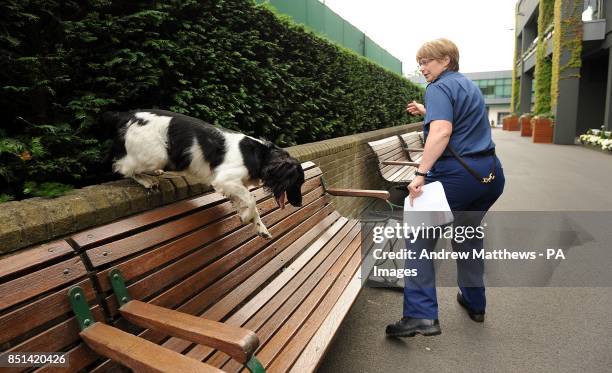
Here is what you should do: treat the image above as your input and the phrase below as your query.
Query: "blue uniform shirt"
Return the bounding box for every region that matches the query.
[423,70,495,156]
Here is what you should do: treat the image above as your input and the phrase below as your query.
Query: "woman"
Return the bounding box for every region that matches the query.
[385,38,505,337]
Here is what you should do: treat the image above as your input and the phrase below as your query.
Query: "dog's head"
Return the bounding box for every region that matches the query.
[261,143,305,209]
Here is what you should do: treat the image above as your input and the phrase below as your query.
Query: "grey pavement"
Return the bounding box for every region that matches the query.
[317,129,612,373]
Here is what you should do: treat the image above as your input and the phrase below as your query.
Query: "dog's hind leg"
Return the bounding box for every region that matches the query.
[132,174,160,190]
[212,180,272,239]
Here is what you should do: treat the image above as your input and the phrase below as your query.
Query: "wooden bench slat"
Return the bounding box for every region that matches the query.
[105,202,337,357]
[34,343,100,373]
[266,251,362,372]
[80,322,223,373]
[102,192,329,317]
[119,300,258,364]
[157,200,334,316]
[326,188,390,200]
[271,227,378,373]
[158,207,342,356]
[94,178,324,293]
[392,167,417,183]
[0,279,96,346]
[373,142,406,160]
[227,231,363,371]
[189,218,357,364]
[0,257,88,311]
[377,146,407,162]
[0,240,74,281]
[72,162,321,250]
[372,140,403,156]
[86,171,324,268]
[2,307,106,373]
[381,165,408,181]
[367,136,400,148]
[387,165,412,182]
[289,269,362,373]
[204,220,360,369]
[86,201,239,268]
[72,192,224,250]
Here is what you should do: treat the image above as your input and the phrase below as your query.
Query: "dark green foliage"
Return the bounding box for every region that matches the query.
[0,0,422,200]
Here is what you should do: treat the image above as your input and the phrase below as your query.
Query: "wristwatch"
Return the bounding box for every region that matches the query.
[415,170,428,177]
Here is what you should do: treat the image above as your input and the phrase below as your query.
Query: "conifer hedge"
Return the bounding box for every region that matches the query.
[0,0,421,200]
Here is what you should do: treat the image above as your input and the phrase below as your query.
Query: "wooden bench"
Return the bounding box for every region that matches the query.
[0,240,105,372]
[0,161,388,372]
[367,131,424,205]
[399,131,424,163]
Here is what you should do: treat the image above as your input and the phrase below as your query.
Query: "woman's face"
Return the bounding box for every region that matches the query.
[419,56,450,82]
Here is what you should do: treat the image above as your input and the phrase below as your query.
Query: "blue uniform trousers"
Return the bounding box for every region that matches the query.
[403,155,505,319]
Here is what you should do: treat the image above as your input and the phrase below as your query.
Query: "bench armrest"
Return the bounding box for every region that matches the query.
[81,322,223,372]
[119,300,259,364]
[381,160,420,167]
[326,188,390,200]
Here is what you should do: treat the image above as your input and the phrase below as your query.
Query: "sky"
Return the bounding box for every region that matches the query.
[323,0,518,76]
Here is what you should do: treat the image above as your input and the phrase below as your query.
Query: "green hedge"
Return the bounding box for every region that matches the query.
[533,0,554,116]
[0,0,422,200]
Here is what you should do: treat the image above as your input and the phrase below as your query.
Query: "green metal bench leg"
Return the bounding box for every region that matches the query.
[108,268,131,307]
[68,286,96,331]
[245,356,266,373]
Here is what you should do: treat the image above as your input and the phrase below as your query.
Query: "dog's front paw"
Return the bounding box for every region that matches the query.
[255,222,272,240]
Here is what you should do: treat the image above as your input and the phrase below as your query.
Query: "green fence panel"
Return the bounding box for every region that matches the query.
[323,7,344,44]
[342,20,364,55]
[306,0,325,34]
[270,0,307,24]
[257,0,402,74]
[365,36,383,65]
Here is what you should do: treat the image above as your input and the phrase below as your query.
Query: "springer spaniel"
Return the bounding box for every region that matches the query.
[103,109,305,239]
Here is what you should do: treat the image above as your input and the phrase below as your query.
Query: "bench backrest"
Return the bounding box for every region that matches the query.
[367,135,417,183]
[0,241,104,372]
[70,161,337,370]
[399,131,424,162]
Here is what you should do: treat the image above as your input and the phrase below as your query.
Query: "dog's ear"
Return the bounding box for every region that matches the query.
[261,156,304,207]
[100,111,133,130]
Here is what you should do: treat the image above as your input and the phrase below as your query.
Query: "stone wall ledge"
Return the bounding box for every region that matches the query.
[0,122,422,255]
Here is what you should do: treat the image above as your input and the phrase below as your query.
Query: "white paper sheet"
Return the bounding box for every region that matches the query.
[404,181,454,226]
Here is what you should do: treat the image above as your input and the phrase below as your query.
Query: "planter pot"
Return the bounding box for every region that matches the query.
[520,114,532,137]
[531,116,554,143]
[508,115,520,131]
[503,115,519,131]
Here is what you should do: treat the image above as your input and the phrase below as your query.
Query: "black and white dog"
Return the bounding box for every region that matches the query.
[103,109,305,239]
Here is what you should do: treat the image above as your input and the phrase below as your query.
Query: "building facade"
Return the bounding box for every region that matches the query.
[514,0,611,144]
[407,70,533,127]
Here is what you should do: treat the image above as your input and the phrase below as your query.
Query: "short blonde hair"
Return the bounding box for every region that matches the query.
[416,38,460,72]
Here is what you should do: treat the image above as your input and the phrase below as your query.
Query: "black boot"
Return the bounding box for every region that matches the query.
[457,292,485,322]
[385,317,441,337]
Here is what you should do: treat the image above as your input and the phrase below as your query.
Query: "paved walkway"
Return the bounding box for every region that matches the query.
[317,129,612,373]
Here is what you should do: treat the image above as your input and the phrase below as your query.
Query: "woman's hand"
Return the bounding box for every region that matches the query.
[407,100,426,116]
[407,175,426,207]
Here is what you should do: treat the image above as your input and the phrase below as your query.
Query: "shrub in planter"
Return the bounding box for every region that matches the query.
[531,115,554,143]
[520,114,532,136]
